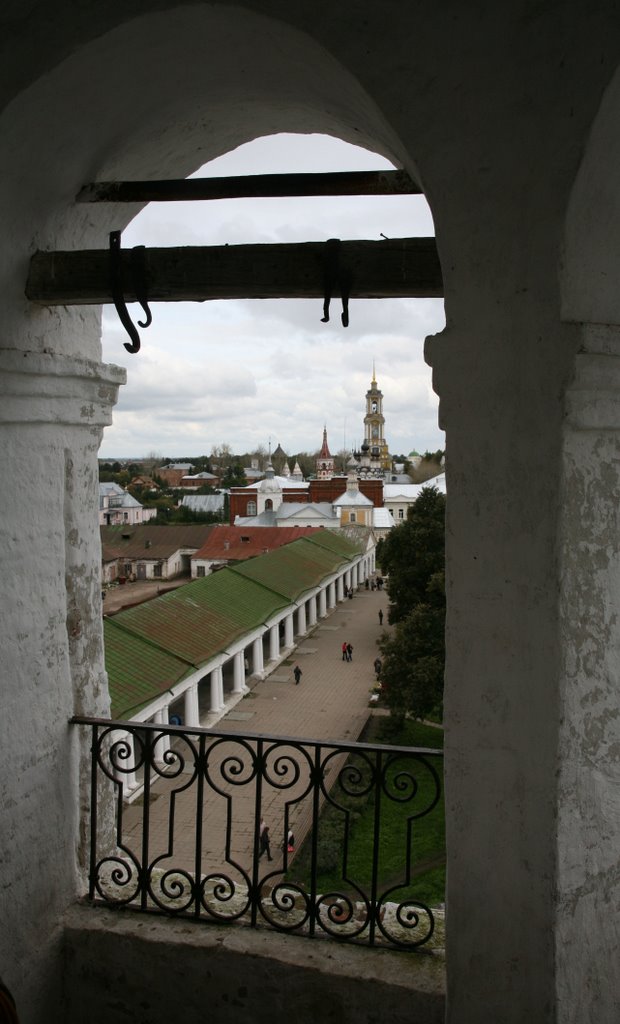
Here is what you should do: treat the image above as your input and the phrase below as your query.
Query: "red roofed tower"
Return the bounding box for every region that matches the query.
[316,426,334,480]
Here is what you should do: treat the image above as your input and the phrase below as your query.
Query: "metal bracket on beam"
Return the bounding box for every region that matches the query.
[321,238,351,328]
[109,231,152,354]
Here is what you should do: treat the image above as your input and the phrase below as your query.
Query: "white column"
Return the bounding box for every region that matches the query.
[252,636,264,678]
[232,651,246,694]
[297,602,307,635]
[328,581,336,608]
[337,576,345,601]
[308,594,317,626]
[209,668,223,712]
[284,612,295,648]
[183,683,200,727]
[269,623,280,661]
[217,666,226,709]
[318,588,327,617]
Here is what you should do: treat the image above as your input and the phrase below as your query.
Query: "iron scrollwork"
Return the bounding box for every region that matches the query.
[77,717,443,951]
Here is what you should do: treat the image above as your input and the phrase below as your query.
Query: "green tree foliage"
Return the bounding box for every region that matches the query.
[377,487,446,724]
[377,486,446,624]
[221,462,248,488]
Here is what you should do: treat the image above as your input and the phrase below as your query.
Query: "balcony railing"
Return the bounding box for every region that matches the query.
[72,717,444,950]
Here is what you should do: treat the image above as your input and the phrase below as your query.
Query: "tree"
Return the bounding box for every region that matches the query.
[378,571,445,726]
[376,486,445,623]
[376,486,446,724]
[221,462,248,488]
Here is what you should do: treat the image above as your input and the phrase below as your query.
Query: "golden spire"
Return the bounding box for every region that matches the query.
[372,360,377,386]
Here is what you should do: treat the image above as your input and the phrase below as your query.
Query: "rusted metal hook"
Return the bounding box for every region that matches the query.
[109,230,152,353]
[320,238,351,328]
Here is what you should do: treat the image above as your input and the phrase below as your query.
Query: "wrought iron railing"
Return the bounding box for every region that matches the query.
[72,716,444,950]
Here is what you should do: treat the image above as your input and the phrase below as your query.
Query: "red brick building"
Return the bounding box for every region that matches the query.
[229,476,383,525]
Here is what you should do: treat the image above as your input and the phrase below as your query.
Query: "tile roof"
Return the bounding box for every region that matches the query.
[100,523,215,560]
[193,526,319,561]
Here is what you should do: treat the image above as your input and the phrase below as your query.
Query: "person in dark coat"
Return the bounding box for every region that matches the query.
[293,664,302,685]
[259,822,273,861]
[378,609,384,626]
[374,657,382,679]
[346,642,353,662]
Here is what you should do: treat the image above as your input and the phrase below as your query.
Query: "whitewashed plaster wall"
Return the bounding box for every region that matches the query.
[2,3,620,1023]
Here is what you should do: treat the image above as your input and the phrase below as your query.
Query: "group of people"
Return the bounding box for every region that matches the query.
[341,641,354,662]
[258,819,295,862]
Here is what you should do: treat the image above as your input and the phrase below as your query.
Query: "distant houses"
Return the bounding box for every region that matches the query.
[99,482,157,527]
[100,523,215,584]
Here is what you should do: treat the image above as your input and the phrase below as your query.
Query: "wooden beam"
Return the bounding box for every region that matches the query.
[76,169,421,204]
[26,237,443,305]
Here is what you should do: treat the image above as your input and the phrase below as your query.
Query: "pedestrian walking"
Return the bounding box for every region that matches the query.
[293,664,302,685]
[378,609,384,626]
[371,580,376,591]
[342,641,348,661]
[346,642,353,662]
[259,822,273,861]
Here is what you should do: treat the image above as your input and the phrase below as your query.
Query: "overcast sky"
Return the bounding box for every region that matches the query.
[100,134,446,461]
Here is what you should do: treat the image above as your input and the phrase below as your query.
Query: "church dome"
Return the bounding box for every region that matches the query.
[258,464,281,493]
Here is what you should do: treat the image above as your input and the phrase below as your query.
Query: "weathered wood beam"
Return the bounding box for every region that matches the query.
[26,237,443,305]
[76,169,421,203]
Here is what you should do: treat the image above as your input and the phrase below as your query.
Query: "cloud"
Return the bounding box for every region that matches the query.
[100,134,445,459]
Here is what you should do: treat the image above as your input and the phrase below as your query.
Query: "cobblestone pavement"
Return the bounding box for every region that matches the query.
[118,584,391,892]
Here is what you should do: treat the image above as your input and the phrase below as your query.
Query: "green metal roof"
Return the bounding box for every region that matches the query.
[303,528,366,559]
[229,540,343,600]
[108,572,290,668]
[104,618,192,719]
[105,532,365,720]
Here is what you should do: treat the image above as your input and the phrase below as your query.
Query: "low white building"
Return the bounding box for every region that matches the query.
[98,483,157,527]
[383,474,446,523]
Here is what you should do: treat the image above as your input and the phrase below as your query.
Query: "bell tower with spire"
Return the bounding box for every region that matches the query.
[363,364,391,474]
[316,426,335,479]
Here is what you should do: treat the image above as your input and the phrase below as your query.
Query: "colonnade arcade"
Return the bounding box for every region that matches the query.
[115,550,375,795]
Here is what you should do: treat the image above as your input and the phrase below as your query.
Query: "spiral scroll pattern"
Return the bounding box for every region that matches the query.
[79,718,444,950]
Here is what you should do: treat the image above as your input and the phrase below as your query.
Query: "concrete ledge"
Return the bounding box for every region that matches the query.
[62,902,445,1024]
